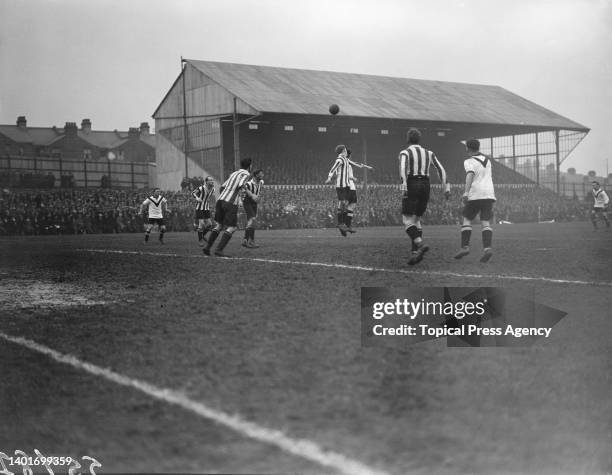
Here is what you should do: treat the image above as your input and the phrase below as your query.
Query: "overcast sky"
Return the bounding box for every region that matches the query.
[1,0,610,175]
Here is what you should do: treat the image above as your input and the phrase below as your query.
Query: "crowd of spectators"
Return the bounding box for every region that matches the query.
[254,185,588,229]
[0,184,594,236]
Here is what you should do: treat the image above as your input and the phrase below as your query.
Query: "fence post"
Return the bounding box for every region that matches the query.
[535,132,540,187]
[555,130,560,194]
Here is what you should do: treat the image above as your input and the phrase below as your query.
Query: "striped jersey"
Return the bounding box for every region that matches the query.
[399,145,448,185]
[243,178,264,203]
[218,169,251,205]
[464,153,496,201]
[592,188,609,208]
[327,155,353,188]
[142,195,167,219]
[348,166,356,191]
[192,184,215,211]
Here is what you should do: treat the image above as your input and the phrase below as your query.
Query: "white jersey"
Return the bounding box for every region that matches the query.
[464,153,495,201]
[592,188,609,208]
[142,195,167,219]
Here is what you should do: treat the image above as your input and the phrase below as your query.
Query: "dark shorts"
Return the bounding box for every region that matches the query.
[215,200,238,227]
[195,209,211,220]
[592,207,606,213]
[148,218,164,226]
[463,199,495,221]
[348,189,357,205]
[336,187,351,202]
[243,200,258,220]
[402,177,430,217]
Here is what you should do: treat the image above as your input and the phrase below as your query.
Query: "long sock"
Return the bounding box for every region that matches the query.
[197,231,203,241]
[216,231,233,251]
[144,231,150,242]
[337,209,344,226]
[413,227,423,252]
[346,210,353,228]
[405,225,420,249]
[249,228,256,241]
[205,229,220,249]
[461,225,472,247]
[244,227,249,240]
[482,227,492,248]
[202,225,211,237]
[159,230,165,242]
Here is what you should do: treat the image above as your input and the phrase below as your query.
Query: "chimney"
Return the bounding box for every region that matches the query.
[16,116,27,129]
[64,122,78,136]
[81,118,92,133]
[140,122,150,136]
[128,127,140,139]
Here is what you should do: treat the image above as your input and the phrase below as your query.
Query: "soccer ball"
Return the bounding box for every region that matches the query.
[329,104,340,115]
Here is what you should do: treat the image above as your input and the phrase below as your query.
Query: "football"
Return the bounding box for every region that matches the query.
[329,104,340,115]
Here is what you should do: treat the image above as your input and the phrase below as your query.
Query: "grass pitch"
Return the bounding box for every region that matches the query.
[1,222,611,474]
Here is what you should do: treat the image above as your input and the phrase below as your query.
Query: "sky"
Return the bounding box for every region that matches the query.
[1,0,610,175]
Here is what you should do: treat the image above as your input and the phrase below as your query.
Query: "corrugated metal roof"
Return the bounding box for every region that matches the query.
[186,60,588,130]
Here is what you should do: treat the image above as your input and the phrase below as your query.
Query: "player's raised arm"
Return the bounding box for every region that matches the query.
[348,158,373,170]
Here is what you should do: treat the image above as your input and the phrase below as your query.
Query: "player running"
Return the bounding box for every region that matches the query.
[242,169,264,248]
[139,188,170,244]
[191,176,216,246]
[399,128,451,265]
[454,138,496,262]
[590,181,610,230]
[325,144,372,237]
[203,157,252,257]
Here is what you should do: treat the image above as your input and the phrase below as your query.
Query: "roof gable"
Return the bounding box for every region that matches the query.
[0,124,154,149]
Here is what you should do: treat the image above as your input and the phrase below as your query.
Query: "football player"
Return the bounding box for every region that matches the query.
[454,139,496,262]
[140,188,170,244]
[590,181,610,230]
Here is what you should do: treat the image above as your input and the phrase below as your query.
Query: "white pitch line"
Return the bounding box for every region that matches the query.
[0,331,387,475]
[78,248,612,287]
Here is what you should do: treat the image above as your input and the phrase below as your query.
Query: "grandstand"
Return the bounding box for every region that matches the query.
[153,60,588,191]
[0,61,596,236]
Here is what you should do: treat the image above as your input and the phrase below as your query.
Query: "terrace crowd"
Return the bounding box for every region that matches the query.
[0,185,592,236]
